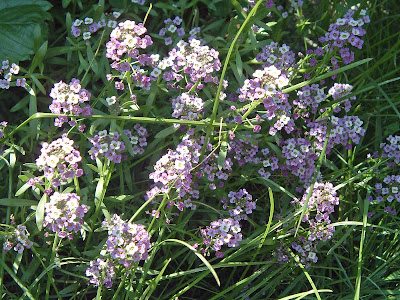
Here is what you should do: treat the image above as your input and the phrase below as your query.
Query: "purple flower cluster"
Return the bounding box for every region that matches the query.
[89,130,126,163]
[374,175,400,204]
[86,258,116,288]
[43,192,88,239]
[102,214,151,267]
[276,236,318,269]
[106,20,155,90]
[35,135,83,187]
[276,1,303,18]
[380,135,400,164]
[328,83,355,113]
[257,147,280,179]
[293,84,327,115]
[318,7,370,65]
[295,182,339,242]
[237,66,294,135]
[201,218,243,258]
[238,66,289,102]
[281,138,320,185]
[308,115,365,152]
[1,60,24,89]
[256,42,296,70]
[221,189,256,221]
[196,139,233,191]
[171,92,204,124]
[123,124,148,155]
[227,135,259,166]
[147,133,202,209]
[247,0,274,9]
[71,12,120,41]
[2,224,33,254]
[0,121,7,139]
[159,16,185,45]
[49,78,93,128]
[158,39,222,91]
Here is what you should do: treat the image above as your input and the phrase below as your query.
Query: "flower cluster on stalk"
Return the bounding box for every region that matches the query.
[86,258,116,288]
[44,192,88,239]
[221,189,256,221]
[158,39,223,92]
[159,16,185,45]
[49,78,93,128]
[89,128,147,163]
[35,135,83,188]
[371,175,400,216]
[171,92,205,125]
[2,224,33,254]
[71,12,120,42]
[200,217,243,258]
[147,132,202,210]
[0,60,25,89]
[296,182,339,242]
[86,214,151,288]
[318,7,370,65]
[380,135,400,164]
[106,20,155,91]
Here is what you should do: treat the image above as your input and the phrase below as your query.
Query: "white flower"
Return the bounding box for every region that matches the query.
[47,155,60,168]
[219,221,230,233]
[68,93,79,104]
[279,44,290,54]
[106,96,117,106]
[124,34,138,47]
[82,32,91,40]
[150,54,160,62]
[99,143,109,153]
[107,20,117,28]
[174,159,186,170]
[130,136,139,144]
[98,130,108,138]
[150,68,162,77]
[253,69,264,78]
[84,17,93,25]
[167,24,177,33]
[73,19,83,27]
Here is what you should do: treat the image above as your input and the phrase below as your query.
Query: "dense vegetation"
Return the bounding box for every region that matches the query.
[0,0,399,299]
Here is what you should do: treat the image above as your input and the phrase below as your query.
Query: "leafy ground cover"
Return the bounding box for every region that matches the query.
[0,0,399,299]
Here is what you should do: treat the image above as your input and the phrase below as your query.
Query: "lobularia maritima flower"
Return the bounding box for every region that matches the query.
[44,192,88,239]
[35,135,84,188]
[49,78,93,128]
[2,224,33,254]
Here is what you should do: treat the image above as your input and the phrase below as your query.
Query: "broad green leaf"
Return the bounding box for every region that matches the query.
[0,0,52,62]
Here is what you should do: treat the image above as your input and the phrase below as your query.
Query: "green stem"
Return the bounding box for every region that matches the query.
[45,234,59,300]
[201,0,265,159]
[84,160,114,251]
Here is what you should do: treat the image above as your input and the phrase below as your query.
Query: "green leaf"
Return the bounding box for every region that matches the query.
[154,125,179,139]
[0,0,52,62]
[217,139,229,170]
[29,41,48,74]
[0,198,37,206]
[36,193,48,230]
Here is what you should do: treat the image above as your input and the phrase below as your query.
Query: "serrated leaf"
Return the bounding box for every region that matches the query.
[0,0,52,62]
